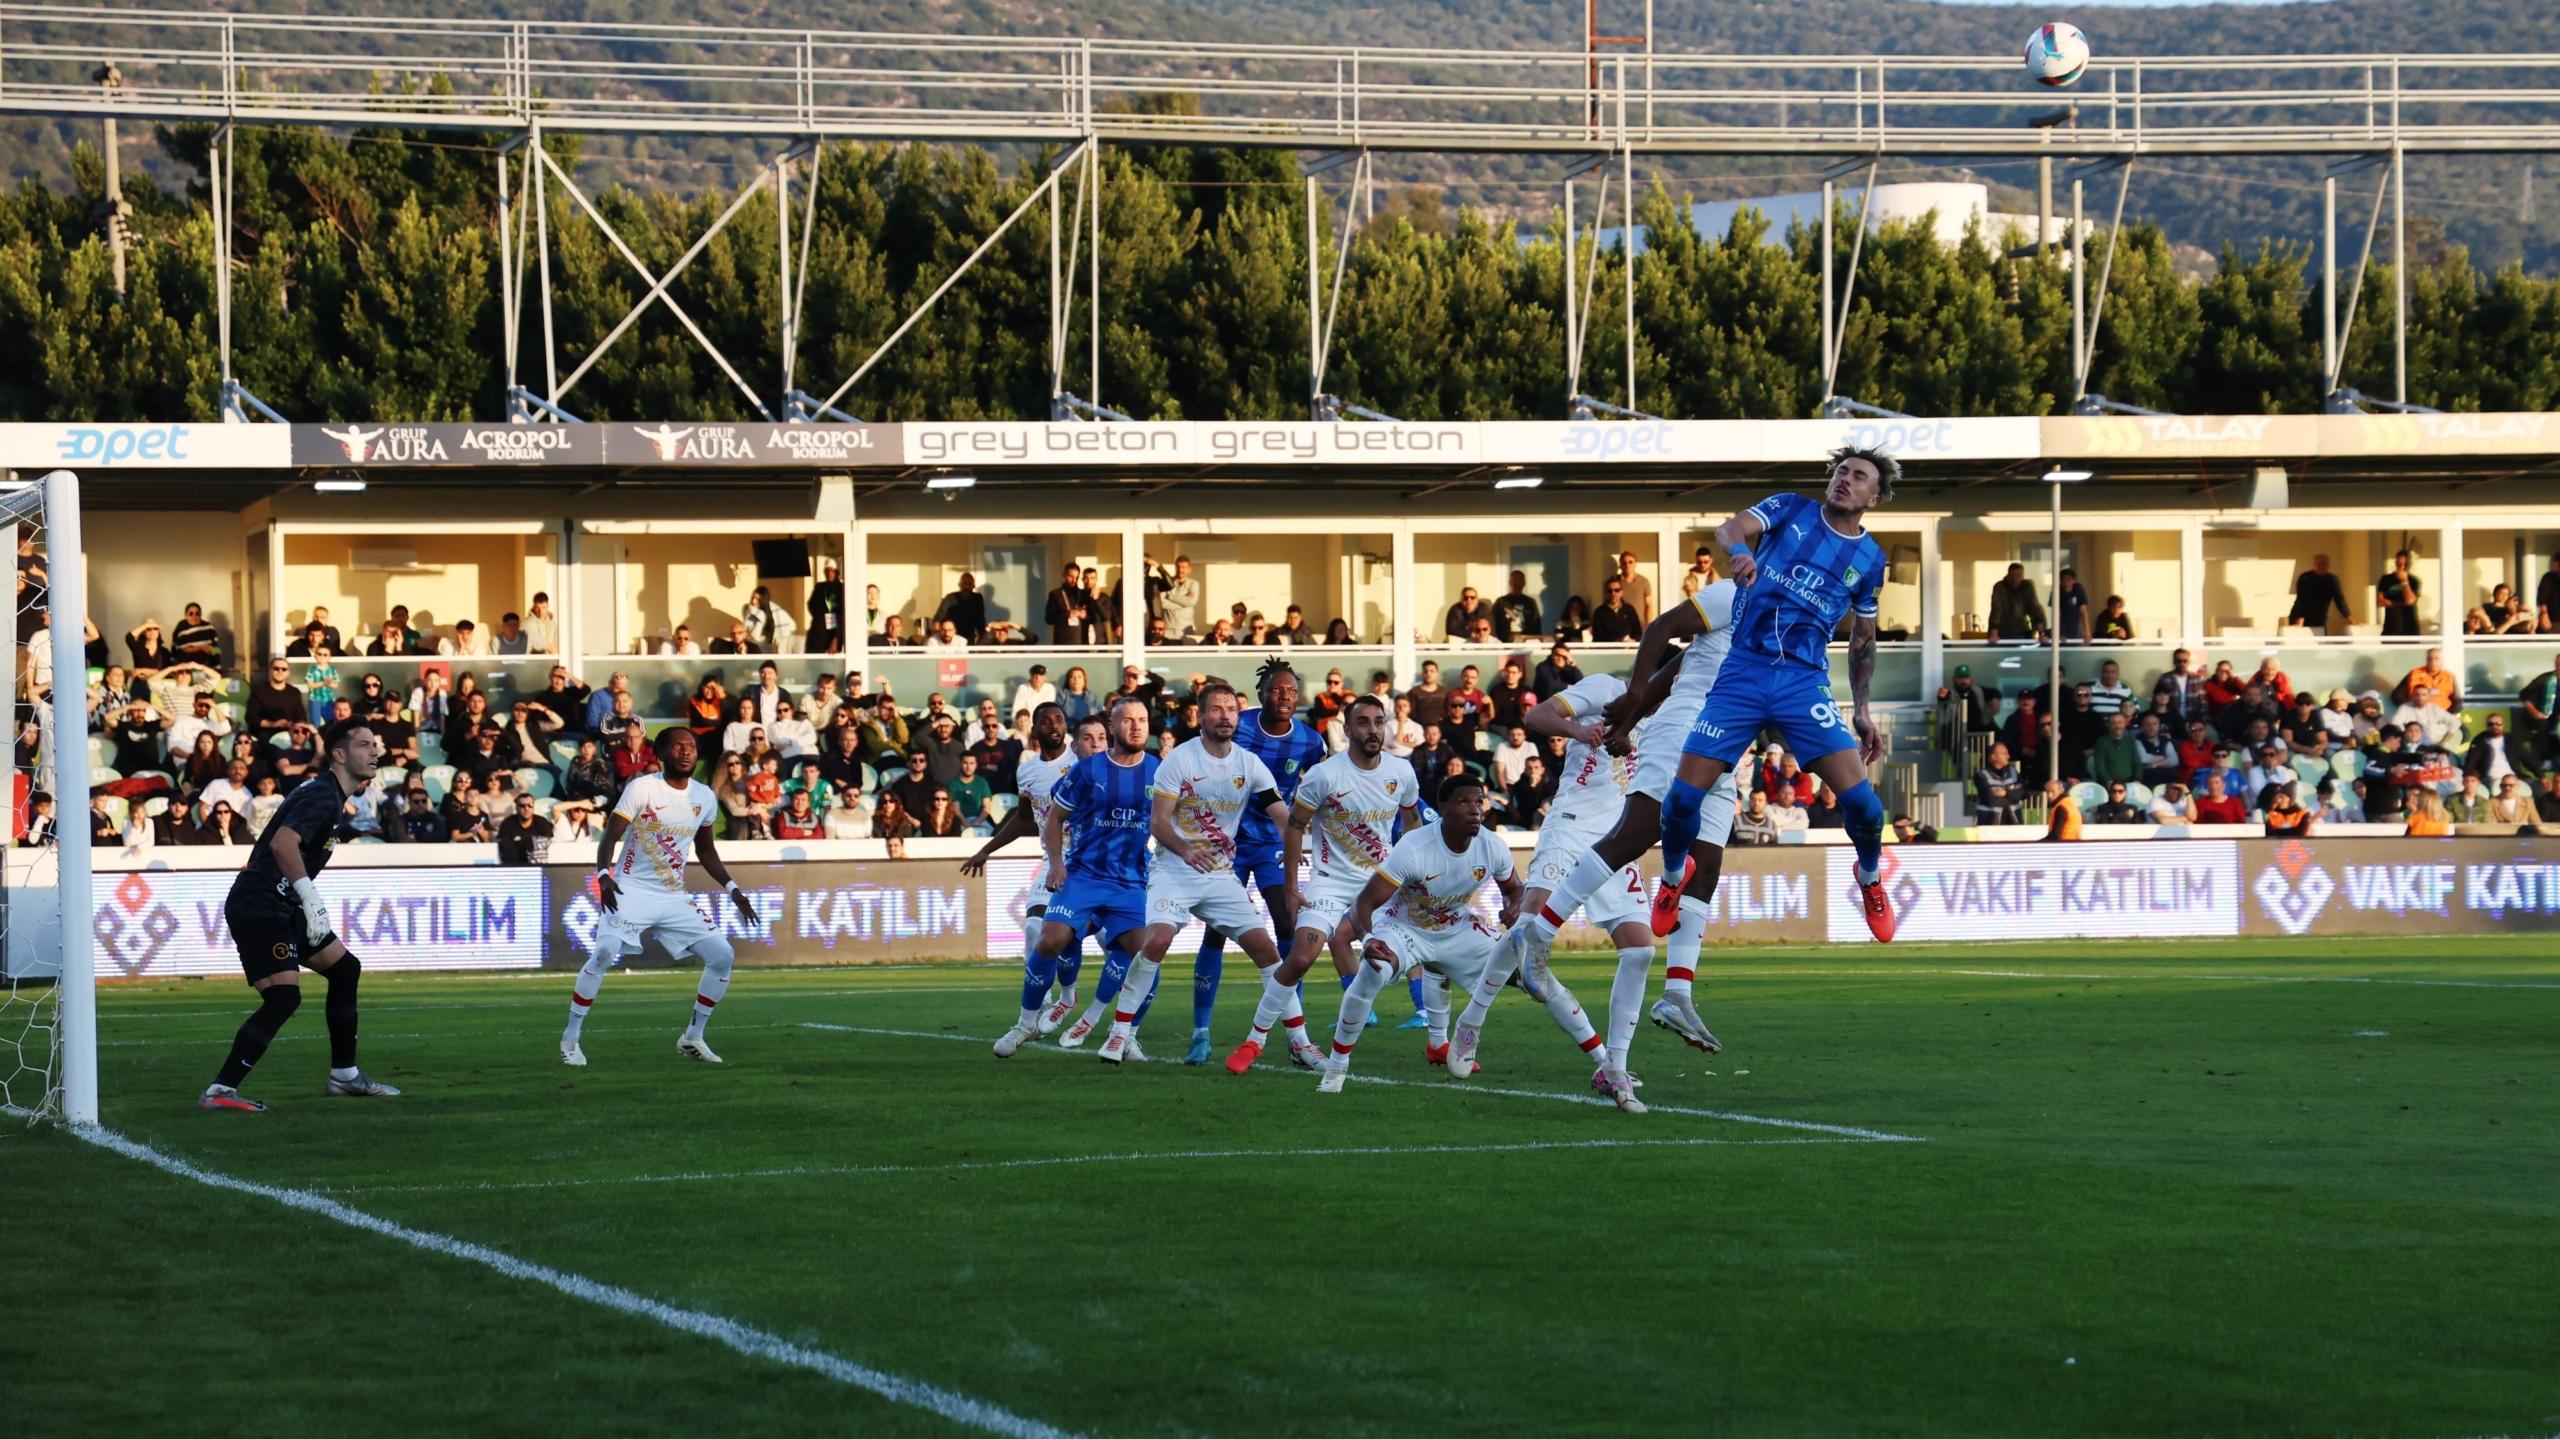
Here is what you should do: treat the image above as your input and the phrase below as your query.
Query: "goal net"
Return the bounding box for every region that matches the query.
[1,470,96,1126]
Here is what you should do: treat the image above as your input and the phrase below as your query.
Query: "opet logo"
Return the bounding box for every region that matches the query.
[55,425,192,466]
[1561,421,1676,460]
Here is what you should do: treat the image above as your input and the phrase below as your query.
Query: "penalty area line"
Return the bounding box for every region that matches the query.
[325,1134,1858,1197]
[800,1022,1928,1144]
[74,1125,1084,1439]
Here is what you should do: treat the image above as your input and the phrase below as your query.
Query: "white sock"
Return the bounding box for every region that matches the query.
[1605,943,1651,1069]
[563,953,610,1043]
[1112,957,1162,1034]
[686,964,731,1039]
[1665,894,1710,996]
[1018,1005,1043,1030]
[1246,963,1292,1043]
[1333,958,1392,1057]
[1532,850,1618,939]
[1459,938,1519,1030]
[1425,973,1452,1046]
[1540,975,1602,1056]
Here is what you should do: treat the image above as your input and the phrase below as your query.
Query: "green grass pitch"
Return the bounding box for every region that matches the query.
[8,936,2557,1437]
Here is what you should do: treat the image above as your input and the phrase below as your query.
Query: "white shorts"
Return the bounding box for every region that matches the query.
[1366,918,1497,988]
[597,884,718,960]
[1146,862,1268,938]
[1293,873,1374,943]
[1526,828,1648,931]
[1631,709,1742,847]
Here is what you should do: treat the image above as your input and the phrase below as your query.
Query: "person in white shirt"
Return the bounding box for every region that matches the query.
[440,619,490,657]
[1095,682,1293,1066]
[1222,696,1423,1072]
[2389,687,2460,750]
[1009,665,1058,723]
[198,759,255,824]
[166,694,236,762]
[2147,782,2196,825]
[923,619,969,654]
[803,674,844,734]
[658,624,703,657]
[2244,743,2302,810]
[767,700,818,759]
[1315,775,1522,1094]
[1490,725,1535,788]
[742,585,798,654]
[1387,695,1423,758]
[523,593,559,654]
[2315,688,2357,744]
[558,728,759,1068]
[963,699,1008,750]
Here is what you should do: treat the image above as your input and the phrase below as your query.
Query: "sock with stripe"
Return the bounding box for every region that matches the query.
[684,946,733,1040]
[1111,956,1163,1036]
[1077,943,1132,1027]
[1019,941,1061,1030]
[1332,957,1393,1057]
[1536,969,1602,1056]
[1424,972,1452,1046]
[1192,931,1226,1031]
[1605,943,1651,1070]
[562,949,613,1044]
[1532,850,1618,940]
[1664,894,1709,997]
[1245,962,1305,1047]
[1457,934,1521,1031]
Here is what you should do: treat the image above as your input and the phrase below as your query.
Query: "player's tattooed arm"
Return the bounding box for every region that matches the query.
[1848,613,1884,764]
[694,825,758,923]
[1281,800,1316,910]
[594,811,631,911]
[1340,869,1398,951]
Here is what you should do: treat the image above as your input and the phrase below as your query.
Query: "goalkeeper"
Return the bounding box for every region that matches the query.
[199,719,402,1111]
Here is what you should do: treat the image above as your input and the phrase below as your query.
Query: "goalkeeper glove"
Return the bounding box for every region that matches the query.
[290,878,334,946]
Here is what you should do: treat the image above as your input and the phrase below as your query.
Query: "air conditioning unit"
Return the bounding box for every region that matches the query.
[349,545,446,574]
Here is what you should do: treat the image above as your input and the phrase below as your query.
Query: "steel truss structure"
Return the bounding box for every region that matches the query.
[6,4,2558,424]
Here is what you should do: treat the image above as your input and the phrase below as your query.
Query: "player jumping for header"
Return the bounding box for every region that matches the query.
[560,726,759,1066]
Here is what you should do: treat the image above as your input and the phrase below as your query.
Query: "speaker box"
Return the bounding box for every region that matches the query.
[751,538,811,579]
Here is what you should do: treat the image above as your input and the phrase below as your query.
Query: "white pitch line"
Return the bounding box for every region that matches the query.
[324,1134,1856,1197]
[799,1023,1928,1143]
[76,1125,1083,1439]
[1941,968,2560,992]
[98,984,1008,1022]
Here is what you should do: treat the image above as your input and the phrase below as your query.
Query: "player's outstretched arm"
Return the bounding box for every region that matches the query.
[694,825,758,924]
[960,799,1039,877]
[1848,612,1883,764]
[1527,690,1608,749]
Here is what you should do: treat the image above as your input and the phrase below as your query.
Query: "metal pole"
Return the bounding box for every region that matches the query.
[2392,143,2408,405]
[533,124,558,407]
[1820,177,1834,399]
[44,469,97,1126]
[1563,174,1579,404]
[498,141,517,402]
[2038,153,2052,258]
[210,127,229,396]
[2047,480,2062,790]
[778,152,795,410]
[2070,175,2085,393]
[2323,174,2337,384]
[1621,150,1636,411]
[1306,173,1322,415]
[1088,142,1101,408]
[1049,155,1064,407]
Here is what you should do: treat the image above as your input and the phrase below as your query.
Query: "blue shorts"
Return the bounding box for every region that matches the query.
[1044,877,1147,947]
[1682,664,1859,767]
[1230,841,1288,895]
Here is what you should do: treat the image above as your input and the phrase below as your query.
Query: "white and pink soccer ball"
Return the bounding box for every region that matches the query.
[2023,22,2091,89]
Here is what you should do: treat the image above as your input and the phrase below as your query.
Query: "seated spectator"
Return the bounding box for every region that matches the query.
[2489,774,2537,825]
[1554,596,1590,643]
[961,699,1006,750]
[2537,770,2560,824]
[2465,713,2519,786]
[106,697,172,775]
[1888,813,1938,844]
[872,792,919,850]
[1804,782,1842,830]
[1321,617,1354,645]
[1492,571,1542,641]
[2306,687,2353,745]
[824,784,873,839]
[199,760,254,823]
[854,696,911,770]
[246,774,285,832]
[1463,615,1496,646]
[873,614,914,648]
[2262,785,2313,836]
[1487,661,1534,730]
[610,726,657,786]
[775,788,828,840]
[2244,743,2300,807]
[1491,725,1534,787]
[1443,586,1489,640]
[245,660,302,735]
[2466,583,2535,635]
[587,670,638,732]
[1766,785,1808,833]
[2278,691,2322,748]
[2091,781,2143,824]
[2403,788,2452,836]
[970,722,1021,794]
[769,701,818,759]
[745,750,785,813]
[2398,648,2458,711]
[1974,741,2025,824]
[921,789,965,838]
[2216,683,2283,746]
[388,786,448,843]
[365,620,411,657]
[1763,751,1815,810]
[2314,777,2363,825]
[2086,659,2134,718]
[744,584,798,653]
[1009,666,1057,722]
[1407,662,1448,729]
[1407,723,1455,794]
[2390,687,2460,749]
[200,800,250,846]
[889,751,938,821]
[126,617,174,672]
[563,739,616,804]
[711,620,758,655]
[1143,616,1171,647]
[924,618,970,653]
[2251,656,2294,706]
[1444,666,1492,739]
[781,756,835,813]
[915,713,965,785]
[438,619,487,657]
[168,693,235,763]
[2349,692,2389,744]
[714,755,767,839]
[818,725,870,795]
[525,665,590,737]
[496,793,552,865]
[553,799,599,846]
[2148,781,2196,824]
[2094,594,2135,642]
[659,624,702,656]
[1387,696,1422,757]
[2202,659,2244,711]
[1501,753,1552,829]
[2133,713,2181,789]
[947,753,998,829]
[1525,645,1587,701]
[2448,773,2494,824]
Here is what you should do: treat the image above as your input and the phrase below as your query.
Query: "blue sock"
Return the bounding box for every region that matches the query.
[1661,776,1708,879]
[1055,941,1087,992]
[1090,944,1133,1004]
[1838,778,1887,882]
[1406,976,1424,1013]
[1019,944,1058,1013]
[1192,932,1225,1031]
[1338,972,1355,991]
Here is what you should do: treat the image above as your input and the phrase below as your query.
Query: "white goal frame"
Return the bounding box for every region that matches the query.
[3,469,95,1125]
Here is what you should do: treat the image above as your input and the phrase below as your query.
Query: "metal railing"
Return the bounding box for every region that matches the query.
[4,6,2558,155]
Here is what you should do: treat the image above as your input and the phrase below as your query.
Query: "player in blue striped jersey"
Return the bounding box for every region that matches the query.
[1660,447,1900,940]
[1184,659,1328,1063]
[995,697,1162,1058]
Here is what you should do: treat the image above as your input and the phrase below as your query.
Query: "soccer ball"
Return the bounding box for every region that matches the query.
[2022,22,2090,89]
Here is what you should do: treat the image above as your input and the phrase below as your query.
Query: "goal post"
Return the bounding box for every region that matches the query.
[1,468,95,1126]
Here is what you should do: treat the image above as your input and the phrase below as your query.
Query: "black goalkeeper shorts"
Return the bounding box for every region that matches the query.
[225,893,314,985]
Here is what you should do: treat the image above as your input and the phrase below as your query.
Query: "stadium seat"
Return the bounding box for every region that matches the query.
[417,734,445,766]
[270,730,293,748]
[85,735,110,770]
[99,796,129,833]
[91,765,122,787]
[419,764,456,804]
[375,765,408,790]
[548,739,580,772]
[532,797,557,820]
[514,766,555,798]
[140,796,169,818]
[2069,781,2106,811]
[2125,781,2154,809]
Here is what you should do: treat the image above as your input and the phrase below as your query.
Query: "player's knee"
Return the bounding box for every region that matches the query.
[1838,778,1886,829]
[255,984,303,1027]
[323,950,361,987]
[695,936,737,977]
